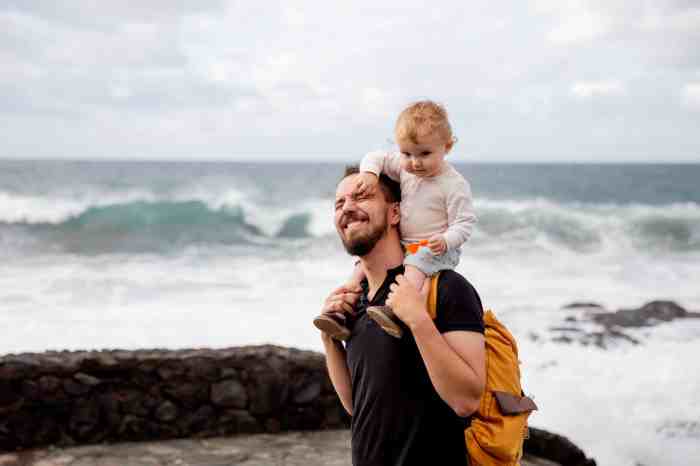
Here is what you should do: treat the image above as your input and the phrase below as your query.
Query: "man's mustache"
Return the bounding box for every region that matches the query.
[340,212,368,228]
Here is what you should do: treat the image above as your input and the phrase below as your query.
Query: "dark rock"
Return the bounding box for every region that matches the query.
[292,378,322,405]
[63,379,91,396]
[0,358,36,380]
[112,389,159,417]
[96,392,122,429]
[219,409,261,434]
[283,405,324,430]
[264,418,281,433]
[562,302,604,309]
[156,362,186,380]
[69,399,100,441]
[178,405,216,433]
[247,363,289,415]
[0,381,21,405]
[593,300,689,328]
[211,380,248,408]
[184,357,219,380]
[220,367,238,378]
[74,372,101,386]
[163,380,208,408]
[38,375,62,393]
[21,380,41,400]
[550,300,697,348]
[525,426,596,466]
[155,401,179,422]
[118,415,148,439]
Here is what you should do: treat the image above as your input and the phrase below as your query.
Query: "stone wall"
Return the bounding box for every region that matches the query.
[0,345,350,452]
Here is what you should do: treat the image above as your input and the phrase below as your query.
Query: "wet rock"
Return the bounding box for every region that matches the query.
[210,380,247,408]
[219,410,261,434]
[550,300,699,348]
[525,427,597,466]
[63,379,90,396]
[592,300,693,328]
[562,302,604,310]
[68,400,100,441]
[154,401,179,422]
[0,382,20,405]
[73,373,100,387]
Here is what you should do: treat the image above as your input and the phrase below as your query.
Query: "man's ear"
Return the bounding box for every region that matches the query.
[388,202,400,226]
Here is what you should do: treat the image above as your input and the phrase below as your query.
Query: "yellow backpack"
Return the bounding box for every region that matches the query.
[427,273,538,466]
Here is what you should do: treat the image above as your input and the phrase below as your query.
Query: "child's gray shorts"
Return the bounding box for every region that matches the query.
[403,246,461,276]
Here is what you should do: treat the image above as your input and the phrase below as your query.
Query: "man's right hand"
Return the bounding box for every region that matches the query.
[320,284,362,342]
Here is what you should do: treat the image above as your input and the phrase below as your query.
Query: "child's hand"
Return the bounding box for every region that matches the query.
[427,234,447,255]
[355,172,378,196]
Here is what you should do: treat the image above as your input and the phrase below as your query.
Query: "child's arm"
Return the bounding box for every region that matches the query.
[441,178,477,251]
[359,150,403,182]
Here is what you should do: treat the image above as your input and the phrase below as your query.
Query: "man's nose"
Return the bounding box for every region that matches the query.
[342,196,359,212]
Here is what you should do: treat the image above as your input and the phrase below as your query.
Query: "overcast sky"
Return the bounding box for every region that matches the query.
[1,1,699,162]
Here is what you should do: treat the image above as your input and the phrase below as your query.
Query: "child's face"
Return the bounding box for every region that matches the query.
[397,133,451,178]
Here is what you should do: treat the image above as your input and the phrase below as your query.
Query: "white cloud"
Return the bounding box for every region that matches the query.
[0,1,699,162]
[571,80,626,98]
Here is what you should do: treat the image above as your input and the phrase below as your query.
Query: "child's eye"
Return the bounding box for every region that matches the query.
[421,151,432,156]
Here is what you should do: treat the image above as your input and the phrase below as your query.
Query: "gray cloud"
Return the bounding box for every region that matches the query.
[1,0,698,162]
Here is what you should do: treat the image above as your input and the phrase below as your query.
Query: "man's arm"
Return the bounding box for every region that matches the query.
[387,275,486,417]
[412,323,485,417]
[317,285,360,416]
[321,334,353,415]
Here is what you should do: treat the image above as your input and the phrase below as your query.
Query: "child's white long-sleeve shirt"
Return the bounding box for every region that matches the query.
[360,150,476,251]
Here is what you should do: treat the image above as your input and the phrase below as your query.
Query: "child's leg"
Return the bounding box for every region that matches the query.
[346,260,365,289]
[403,264,429,296]
[313,261,363,341]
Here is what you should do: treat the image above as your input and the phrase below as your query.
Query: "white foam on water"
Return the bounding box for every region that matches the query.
[1,220,699,465]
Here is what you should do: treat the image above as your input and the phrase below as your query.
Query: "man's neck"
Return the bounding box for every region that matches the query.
[360,233,404,300]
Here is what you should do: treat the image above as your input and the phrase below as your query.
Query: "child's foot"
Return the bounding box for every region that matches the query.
[313,314,351,341]
[366,306,403,338]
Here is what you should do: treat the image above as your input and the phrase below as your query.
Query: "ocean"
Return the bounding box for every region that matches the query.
[1,160,699,465]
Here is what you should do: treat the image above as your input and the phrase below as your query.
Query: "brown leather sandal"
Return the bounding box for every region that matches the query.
[366,305,403,338]
[313,314,351,341]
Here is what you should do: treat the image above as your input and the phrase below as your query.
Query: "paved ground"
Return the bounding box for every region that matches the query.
[0,430,557,466]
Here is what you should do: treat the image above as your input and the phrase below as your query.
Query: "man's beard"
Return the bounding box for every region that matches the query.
[340,218,387,257]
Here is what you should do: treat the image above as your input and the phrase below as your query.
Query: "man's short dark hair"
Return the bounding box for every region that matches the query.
[343,165,401,203]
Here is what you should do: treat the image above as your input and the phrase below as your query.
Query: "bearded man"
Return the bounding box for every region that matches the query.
[319,166,486,466]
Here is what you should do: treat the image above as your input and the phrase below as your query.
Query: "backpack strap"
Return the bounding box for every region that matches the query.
[426,272,441,320]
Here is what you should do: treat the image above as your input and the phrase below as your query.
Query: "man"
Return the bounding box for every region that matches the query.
[319,166,486,465]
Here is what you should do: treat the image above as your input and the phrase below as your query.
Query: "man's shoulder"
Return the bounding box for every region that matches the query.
[434,270,485,332]
[437,269,476,293]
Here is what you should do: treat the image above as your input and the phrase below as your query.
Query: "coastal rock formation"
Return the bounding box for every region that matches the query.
[0,345,595,465]
[0,345,348,451]
[549,300,699,348]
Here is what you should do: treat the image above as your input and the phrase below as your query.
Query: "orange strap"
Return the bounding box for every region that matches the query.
[426,272,441,320]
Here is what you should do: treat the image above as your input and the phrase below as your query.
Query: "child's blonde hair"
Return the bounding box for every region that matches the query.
[394,100,455,148]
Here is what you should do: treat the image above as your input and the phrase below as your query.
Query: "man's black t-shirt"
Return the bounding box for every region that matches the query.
[345,266,485,466]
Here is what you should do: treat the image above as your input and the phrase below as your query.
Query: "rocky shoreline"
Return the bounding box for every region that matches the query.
[0,345,595,465]
[538,300,699,349]
[0,429,588,466]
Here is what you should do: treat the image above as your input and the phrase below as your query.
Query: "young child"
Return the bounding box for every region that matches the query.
[314,100,476,339]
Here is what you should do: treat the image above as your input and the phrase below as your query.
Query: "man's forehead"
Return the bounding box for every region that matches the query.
[335,174,359,198]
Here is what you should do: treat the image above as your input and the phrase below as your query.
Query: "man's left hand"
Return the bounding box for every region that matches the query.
[386,275,431,331]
